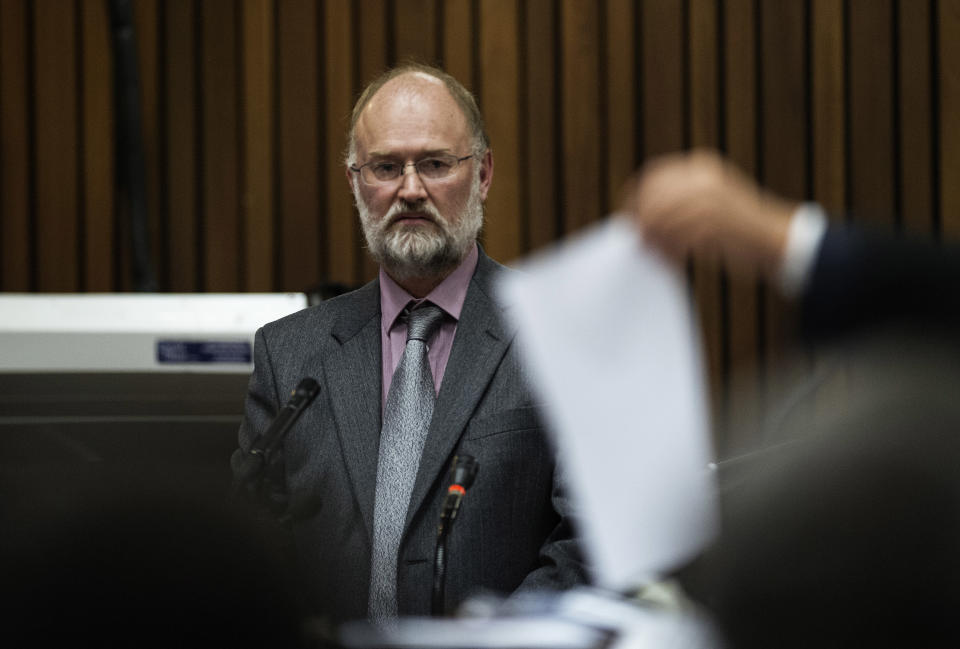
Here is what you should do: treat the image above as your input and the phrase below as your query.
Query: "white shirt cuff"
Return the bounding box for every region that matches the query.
[777,202,828,298]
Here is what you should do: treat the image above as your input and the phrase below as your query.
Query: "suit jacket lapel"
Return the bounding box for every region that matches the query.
[405,251,515,528]
[321,280,383,540]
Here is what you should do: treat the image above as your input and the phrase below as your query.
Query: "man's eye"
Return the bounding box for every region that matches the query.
[371,162,399,178]
[419,158,453,175]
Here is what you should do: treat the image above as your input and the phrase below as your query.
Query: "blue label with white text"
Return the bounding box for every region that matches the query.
[156,340,252,364]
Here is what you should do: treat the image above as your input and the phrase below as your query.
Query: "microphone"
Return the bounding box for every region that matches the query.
[432,455,479,616]
[440,455,479,523]
[235,378,320,488]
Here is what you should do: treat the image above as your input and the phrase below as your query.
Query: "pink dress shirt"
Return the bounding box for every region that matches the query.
[378,243,479,409]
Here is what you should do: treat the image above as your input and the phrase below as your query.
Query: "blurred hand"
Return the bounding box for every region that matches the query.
[623,149,798,282]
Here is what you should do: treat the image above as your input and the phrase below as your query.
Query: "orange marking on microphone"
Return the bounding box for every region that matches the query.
[447,484,466,496]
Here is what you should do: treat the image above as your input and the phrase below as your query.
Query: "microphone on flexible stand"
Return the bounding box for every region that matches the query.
[432,455,479,616]
[234,378,321,493]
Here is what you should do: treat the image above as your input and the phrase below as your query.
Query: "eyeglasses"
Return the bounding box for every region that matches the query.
[349,153,475,185]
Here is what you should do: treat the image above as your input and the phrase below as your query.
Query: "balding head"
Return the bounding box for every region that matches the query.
[345,63,489,165]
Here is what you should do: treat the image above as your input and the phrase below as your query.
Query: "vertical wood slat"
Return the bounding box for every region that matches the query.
[358,0,389,85]
[849,0,895,227]
[605,0,636,209]
[165,0,199,292]
[277,0,321,290]
[34,0,79,291]
[560,0,602,234]
[324,0,357,286]
[898,0,934,236]
[641,0,684,158]
[1,0,32,290]
[940,0,960,240]
[724,0,757,174]
[201,0,241,291]
[442,0,474,89]
[811,0,846,214]
[242,0,275,291]
[760,3,808,200]
[760,1,806,378]
[689,0,718,148]
[357,0,390,282]
[722,0,760,451]
[523,0,558,250]
[81,0,115,291]
[133,0,162,286]
[480,0,522,263]
[809,0,850,456]
[394,0,438,64]
[688,0,724,423]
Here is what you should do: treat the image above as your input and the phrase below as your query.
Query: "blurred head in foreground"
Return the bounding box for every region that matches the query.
[705,344,960,649]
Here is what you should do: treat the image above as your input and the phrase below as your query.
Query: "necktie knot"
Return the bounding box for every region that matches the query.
[404,304,445,343]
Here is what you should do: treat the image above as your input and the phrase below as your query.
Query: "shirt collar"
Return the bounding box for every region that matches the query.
[379,243,479,331]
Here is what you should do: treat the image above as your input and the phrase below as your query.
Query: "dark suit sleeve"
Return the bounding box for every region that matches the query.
[514,462,589,592]
[801,224,960,341]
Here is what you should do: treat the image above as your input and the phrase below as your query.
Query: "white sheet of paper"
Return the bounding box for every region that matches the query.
[498,217,717,591]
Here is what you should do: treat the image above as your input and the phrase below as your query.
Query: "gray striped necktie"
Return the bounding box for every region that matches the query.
[368,303,445,622]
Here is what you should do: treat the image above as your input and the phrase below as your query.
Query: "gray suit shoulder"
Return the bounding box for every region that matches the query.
[259,279,380,341]
[471,247,517,304]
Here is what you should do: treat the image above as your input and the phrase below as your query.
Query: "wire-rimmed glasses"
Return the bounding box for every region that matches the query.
[350,153,475,185]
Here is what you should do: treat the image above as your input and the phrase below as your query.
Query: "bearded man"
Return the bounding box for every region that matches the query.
[233,64,586,626]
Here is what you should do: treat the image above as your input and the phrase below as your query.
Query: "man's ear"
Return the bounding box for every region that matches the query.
[478,149,494,201]
[345,165,356,193]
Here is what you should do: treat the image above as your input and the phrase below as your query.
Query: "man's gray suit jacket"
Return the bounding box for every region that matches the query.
[234,250,586,623]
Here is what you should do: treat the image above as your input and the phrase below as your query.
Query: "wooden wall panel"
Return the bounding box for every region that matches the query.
[641,0,684,157]
[812,0,846,213]
[722,0,760,450]
[277,0,321,291]
[134,0,162,285]
[898,0,934,235]
[164,0,199,292]
[760,3,808,200]
[760,1,807,370]
[689,0,718,149]
[1,0,32,291]
[242,0,275,291]
[323,0,357,286]
[605,0,637,208]
[357,0,390,282]
[358,0,389,85]
[723,0,757,175]
[201,0,241,291]
[940,0,960,239]
[809,0,850,450]
[480,0,522,263]
[442,0,475,91]
[81,0,115,291]
[757,2,808,441]
[394,0,438,64]
[561,0,602,233]
[34,0,79,291]
[523,0,559,250]
[849,0,895,227]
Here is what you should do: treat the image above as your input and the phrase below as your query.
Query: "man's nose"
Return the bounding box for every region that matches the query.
[397,163,428,201]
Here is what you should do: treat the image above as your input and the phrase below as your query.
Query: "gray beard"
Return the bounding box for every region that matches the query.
[354,173,484,282]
